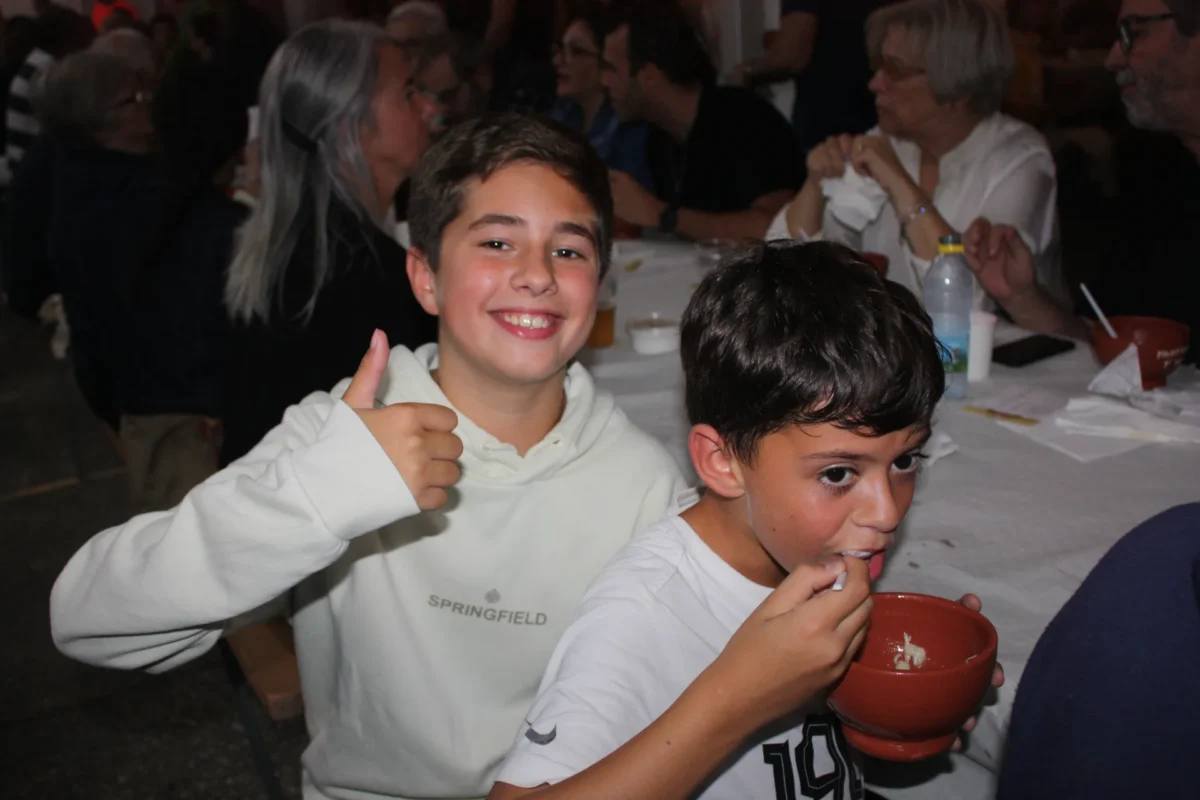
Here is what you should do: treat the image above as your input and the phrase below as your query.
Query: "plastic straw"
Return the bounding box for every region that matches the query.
[1080,283,1117,338]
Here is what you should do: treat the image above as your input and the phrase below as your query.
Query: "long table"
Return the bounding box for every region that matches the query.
[579,241,1200,799]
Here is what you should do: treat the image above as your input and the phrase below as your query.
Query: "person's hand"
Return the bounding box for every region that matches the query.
[710,556,873,729]
[849,134,908,195]
[609,170,667,228]
[805,134,856,185]
[342,330,463,510]
[963,218,1038,302]
[952,593,1005,751]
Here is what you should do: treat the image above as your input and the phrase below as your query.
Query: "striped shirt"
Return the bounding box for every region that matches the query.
[6,49,54,169]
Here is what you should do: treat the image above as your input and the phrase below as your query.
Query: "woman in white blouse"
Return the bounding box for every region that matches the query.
[772,0,1061,302]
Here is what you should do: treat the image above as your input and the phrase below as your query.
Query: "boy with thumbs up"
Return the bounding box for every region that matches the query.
[50,114,687,800]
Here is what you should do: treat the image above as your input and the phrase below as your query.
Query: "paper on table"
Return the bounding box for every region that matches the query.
[1024,415,1147,462]
[1128,366,1200,424]
[1054,396,1200,444]
[964,385,1070,430]
[1089,345,1200,424]
[966,385,1148,461]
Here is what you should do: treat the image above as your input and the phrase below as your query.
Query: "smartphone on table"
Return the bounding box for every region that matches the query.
[992,334,1076,367]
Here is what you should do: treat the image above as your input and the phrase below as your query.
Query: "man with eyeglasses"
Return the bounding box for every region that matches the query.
[964,0,1200,364]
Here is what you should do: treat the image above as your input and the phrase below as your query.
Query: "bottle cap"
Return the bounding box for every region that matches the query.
[937,233,964,254]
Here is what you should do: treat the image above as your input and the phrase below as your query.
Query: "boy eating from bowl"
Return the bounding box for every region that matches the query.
[489,241,950,799]
[50,114,688,800]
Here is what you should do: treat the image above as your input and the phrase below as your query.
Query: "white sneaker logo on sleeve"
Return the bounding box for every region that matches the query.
[524,723,557,745]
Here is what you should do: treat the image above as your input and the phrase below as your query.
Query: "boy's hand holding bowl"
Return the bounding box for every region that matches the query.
[827,589,1002,761]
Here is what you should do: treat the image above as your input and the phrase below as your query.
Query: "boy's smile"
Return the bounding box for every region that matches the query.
[408,163,602,388]
[493,310,563,338]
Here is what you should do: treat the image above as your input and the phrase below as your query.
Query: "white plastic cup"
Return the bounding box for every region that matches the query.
[967,310,997,383]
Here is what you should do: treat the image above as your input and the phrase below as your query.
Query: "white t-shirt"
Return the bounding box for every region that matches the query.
[497,516,865,800]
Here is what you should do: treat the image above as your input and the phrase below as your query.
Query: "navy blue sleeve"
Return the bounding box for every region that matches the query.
[997,503,1200,800]
[608,123,656,193]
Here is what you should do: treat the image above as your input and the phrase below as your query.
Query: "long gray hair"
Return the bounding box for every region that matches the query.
[225,20,390,324]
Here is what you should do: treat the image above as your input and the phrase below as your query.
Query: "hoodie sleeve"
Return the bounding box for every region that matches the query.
[50,393,419,673]
[631,446,693,536]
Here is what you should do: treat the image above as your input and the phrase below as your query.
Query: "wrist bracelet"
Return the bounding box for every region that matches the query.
[901,203,931,227]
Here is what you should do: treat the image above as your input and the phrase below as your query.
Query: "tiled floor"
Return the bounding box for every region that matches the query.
[1,312,308,799]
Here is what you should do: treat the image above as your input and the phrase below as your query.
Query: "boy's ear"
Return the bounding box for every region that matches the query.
[405,247,441,317]
[688,424,746,499]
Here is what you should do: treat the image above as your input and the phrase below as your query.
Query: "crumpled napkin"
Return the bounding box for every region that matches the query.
[926,429,958,466]
[1088,343,1144,397]
[1054,396,1200,444]
[1088,343,1200,424]
[821,164,889,232]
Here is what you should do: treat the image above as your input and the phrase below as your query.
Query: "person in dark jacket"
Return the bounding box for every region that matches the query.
[35,50,155,430]
[113,57,249,510]
[33,49,249,512]
[219,20,439,465]
[997,503,1200,799]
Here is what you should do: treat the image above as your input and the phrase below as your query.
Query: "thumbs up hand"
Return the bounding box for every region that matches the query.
[342,330,463,511]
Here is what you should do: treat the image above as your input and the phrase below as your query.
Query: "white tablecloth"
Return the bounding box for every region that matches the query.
[583,241,1200,799]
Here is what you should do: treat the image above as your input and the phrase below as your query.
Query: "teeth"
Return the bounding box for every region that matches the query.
[502,313,552,329]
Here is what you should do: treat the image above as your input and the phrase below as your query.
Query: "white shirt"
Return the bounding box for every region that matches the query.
[51,344,689,800]
[498,516,866,800]
[768,113,1061,304]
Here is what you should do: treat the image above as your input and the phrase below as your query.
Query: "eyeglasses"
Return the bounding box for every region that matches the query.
[552,41,601,62]
[1117,13,1176,54]
[871,58,927,83]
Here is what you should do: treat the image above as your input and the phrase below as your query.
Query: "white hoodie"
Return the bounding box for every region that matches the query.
[51,344,687,800]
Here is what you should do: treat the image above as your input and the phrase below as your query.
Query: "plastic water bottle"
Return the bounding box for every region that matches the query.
[923,234,975,400]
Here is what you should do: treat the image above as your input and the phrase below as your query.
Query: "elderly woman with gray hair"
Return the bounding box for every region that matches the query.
[219,20,439,464]
[772,0,1061,303]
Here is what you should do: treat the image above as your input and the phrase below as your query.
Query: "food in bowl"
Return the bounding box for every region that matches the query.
[827,593,997,761]
[1089,315,1190,390]
[891,633,927,671]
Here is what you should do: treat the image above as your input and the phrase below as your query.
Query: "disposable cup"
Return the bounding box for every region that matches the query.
[967,311,997,383]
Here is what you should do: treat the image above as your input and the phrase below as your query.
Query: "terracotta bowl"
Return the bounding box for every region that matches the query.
[860,251,890,277]
[827,593,998,761]
[1090,316,1190,390]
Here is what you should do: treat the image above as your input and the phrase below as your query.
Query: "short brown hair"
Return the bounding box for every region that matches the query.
[408,112,614,277]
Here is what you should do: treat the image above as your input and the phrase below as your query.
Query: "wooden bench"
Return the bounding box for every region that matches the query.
[225,619,304,721]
